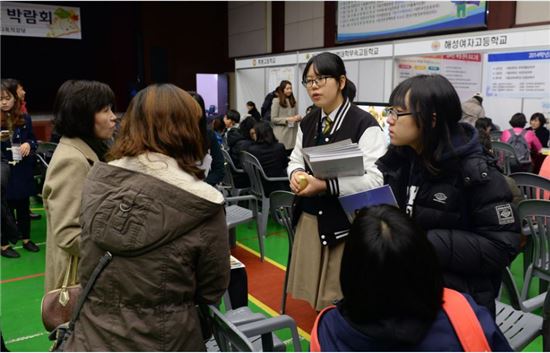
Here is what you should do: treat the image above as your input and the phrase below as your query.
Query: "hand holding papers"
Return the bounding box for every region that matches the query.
[302,139,364,179]
[338,185,398,223]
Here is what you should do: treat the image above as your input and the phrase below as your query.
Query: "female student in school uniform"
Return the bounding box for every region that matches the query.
[271,80,301,153]
[287,52,387,311]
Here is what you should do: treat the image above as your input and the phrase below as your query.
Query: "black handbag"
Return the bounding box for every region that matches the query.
[48,252,113,352]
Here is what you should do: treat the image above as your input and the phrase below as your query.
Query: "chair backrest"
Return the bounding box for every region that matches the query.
[240,151,268,198]
[510,172,550,200]
[515,200,550,313]
[208,305,254,352]
[35,141,58,168]
[490,130,503,142]
[493,141,521,175]
[270,191,295,247]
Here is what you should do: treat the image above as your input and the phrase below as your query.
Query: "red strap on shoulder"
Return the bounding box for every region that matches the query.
[442,288,492,352]
[310,305,336,352]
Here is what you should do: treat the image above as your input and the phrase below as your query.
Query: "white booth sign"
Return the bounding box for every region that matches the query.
[298,44,393,63]
[485,50,550,98]
[394,28,550,56]
[1,2,81,39]
[235,54,297,69]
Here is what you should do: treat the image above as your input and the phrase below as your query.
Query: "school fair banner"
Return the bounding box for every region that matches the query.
[337,1,486,43]
[394,53,483,102]
[485,50,550,98]
[1,2,81,39]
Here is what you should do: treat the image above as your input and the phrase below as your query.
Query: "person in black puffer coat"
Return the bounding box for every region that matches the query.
[376,74,520,317]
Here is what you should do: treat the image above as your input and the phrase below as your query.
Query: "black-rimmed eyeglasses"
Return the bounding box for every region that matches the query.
[302,76,333,88]
[385,108,414,121]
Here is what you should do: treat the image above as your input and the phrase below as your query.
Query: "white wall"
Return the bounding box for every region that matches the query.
[228,2,269,58]
[516,1,550,25]
[235,68,266,118]
[285,1,324,51]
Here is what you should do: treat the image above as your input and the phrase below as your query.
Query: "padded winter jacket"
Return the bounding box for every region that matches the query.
[63,154,230,351]
[376,124,520,315]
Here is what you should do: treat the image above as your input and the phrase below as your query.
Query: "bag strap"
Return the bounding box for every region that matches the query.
[442,288,491,352]
[310,305,336,352]
[68,252,113,331]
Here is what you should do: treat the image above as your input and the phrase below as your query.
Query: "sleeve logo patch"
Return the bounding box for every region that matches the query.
[496,204,515,225]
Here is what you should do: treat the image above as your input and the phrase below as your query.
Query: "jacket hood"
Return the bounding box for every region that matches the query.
[80,154,224,256]
[438,122,482,162]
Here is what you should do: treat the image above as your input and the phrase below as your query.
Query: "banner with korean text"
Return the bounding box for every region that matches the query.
[485,50,550,98]
[395,54,483,102]
[1,2,81,39]
[337,1,486,43]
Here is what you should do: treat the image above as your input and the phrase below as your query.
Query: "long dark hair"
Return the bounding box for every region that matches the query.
[253,121,278,145]
[275,80,296,108]
[108,84,205,179]
[0,79,25,128]
[389,74,463,174]
[340,205,443,324]
[188,91,209,151]
[302,52,356,101]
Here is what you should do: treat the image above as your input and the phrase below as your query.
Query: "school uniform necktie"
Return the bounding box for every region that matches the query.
[323,116,333,135]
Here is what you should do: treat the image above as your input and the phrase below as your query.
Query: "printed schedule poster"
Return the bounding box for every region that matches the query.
[485,50,550,98]
[395,54,482,102]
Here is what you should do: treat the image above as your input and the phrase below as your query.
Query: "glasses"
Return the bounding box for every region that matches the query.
[385,108,414,121]
[302,75,333,88]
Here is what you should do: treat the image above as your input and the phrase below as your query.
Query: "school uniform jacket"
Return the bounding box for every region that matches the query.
[287,100,386,246]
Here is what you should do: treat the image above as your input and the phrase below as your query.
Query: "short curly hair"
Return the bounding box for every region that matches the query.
[53,80,115,138]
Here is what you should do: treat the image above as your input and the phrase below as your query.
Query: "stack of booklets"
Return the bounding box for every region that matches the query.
[338,185,398,223]
[302,139,364,179]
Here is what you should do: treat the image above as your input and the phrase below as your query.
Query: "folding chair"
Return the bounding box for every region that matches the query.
[240,151,288,240]
[493,141,522,176]
[269,191,295,314]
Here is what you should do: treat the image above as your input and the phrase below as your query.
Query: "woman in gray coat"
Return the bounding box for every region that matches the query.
[271,80,302,152]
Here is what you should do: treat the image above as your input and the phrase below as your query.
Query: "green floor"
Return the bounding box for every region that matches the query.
[0,202,544,351]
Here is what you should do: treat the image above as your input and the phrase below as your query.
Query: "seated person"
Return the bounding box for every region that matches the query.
[247,121,289,195]
[227,116,255,188]
[311,205,511,352]
[500,112,542,172]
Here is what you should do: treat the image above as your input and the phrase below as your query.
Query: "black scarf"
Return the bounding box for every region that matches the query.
[81,136,110,162]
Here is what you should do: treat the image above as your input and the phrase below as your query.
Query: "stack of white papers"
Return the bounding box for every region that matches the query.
[303,139,365,179]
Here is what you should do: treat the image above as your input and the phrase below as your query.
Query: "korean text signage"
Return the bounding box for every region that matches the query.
[337,1,486,43]
[485,50,550,98]
[298,44,393,63]
[235,54,297,69]
[1,2,81,39]
[395,54,482,102]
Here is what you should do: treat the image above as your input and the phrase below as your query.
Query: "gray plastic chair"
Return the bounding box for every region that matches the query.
[269,191,295,314]
[510,172,550,200]
[210,298,302,352]
[493,141,521,176]
[225,195,264,261]
[207,304,254,352]
[490,130,502,142]
[240,151,288,240]
[515,200,550,312]
[221,149,250,197]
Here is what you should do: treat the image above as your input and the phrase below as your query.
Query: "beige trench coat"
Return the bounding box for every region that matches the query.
[43,137,98,293]
[271,97,299,150]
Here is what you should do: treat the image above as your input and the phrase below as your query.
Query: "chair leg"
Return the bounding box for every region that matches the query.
[252,201,264,262]
[281,251,291,314]
[260,197,270,239]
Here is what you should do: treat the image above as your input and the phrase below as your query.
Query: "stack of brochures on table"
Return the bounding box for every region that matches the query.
[303,139,364,179]
[338,185,398,223]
